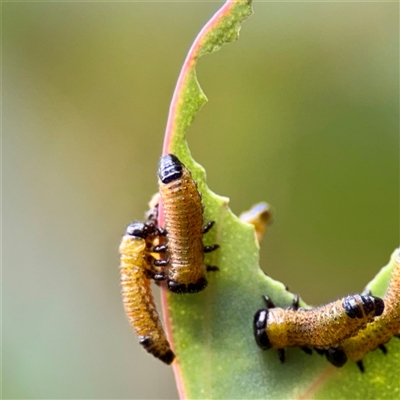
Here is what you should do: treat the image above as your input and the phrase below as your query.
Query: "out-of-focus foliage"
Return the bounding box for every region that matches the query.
[3,2,398,399]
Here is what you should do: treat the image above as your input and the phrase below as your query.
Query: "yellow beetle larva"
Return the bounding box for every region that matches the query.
[158,154,219,294]
[119,221,174,364]
[253,293,384,364]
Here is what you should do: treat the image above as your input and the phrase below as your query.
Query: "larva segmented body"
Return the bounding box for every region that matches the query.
[327,249,400,372]
[119,221,175,364]
[253,293,384,364]
[158,154,219,294]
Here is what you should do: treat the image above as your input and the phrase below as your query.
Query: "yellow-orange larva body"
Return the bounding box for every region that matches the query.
[334,250,400,371]
[119,222,175,364]
[158,154,218,294]
[253,293,384,364]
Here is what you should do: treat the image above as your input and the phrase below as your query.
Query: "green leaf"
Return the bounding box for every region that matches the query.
[160,1,400,398]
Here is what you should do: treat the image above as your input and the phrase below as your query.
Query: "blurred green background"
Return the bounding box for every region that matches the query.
[3,1,398,399]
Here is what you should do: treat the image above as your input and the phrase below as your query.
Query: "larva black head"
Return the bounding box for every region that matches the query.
[167,277,208,294]
[253,309,272,350]
[126,222,149,238]
[325,348,348,368]
[342,294,385,319]
[158,154,184,184]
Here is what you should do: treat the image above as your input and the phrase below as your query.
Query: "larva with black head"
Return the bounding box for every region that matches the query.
[119,220,175,364]
[158,154,219,294]
[253,293,384,364]
[326,249,400,372]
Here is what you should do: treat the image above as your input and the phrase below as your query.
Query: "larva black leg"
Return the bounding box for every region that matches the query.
[153,259,168,267]
[278,349,285,363]
[314,348,325,356]
[152,244,168,253]
[157,227,168,236]
[326,348,347,367]
[379,344,388,354]
[356,360,365,373]
[206,265,219,272]
[290,294,300,311]
[301,347,312,355]
[153,271,167,281]
[145,264,166,283]
[202,221,215,234]
[263,295,276,309]
[204,244,219,253]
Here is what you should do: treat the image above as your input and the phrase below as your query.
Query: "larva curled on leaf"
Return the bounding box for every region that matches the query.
[119,221,175,365]
[326,249,400,372]
[158,154,219,294]
[253,292,384,364]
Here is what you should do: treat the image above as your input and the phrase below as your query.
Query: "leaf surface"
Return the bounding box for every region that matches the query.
[159,1,399,398]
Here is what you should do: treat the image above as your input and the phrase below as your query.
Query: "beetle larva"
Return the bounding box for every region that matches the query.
[158,154,219,294]
[119,221,175,364]
[253,293,384,364]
